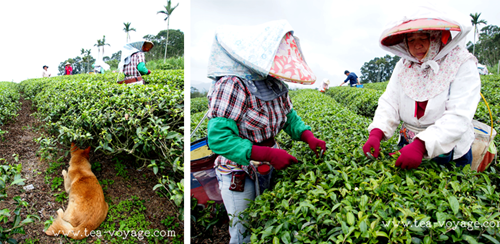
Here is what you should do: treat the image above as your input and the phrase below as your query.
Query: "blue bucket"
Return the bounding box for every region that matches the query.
[356,84,364,88]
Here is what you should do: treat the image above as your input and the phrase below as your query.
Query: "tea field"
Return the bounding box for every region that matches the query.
[1,70,184,243]
[191,75,500,243]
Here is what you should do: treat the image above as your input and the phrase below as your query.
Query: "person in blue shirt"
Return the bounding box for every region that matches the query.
[339,70,361,87]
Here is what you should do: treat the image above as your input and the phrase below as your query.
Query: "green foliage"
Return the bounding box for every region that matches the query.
[360,55,400,83]
[143,69,184,88]
[362,81,388,91]
[191,198,228,239]
[99,196,179,243]
[467,24,499,66]
[191,86,209,99]
[19,71,183,173]
[473,74,500,147]
[0,160,40,243]
[242,90,500,243]
[191,97,209,114]
[19,70,184,216]
[0,82,21,126]
[50,176,63,191]
[113,158,129,180]
[147,57,184,70]
[54,191,68,204]
[325,87,384,117]
[190,111,209,141]
[144,29,184,59]
[99,179,114,192]
[154,176,184,219]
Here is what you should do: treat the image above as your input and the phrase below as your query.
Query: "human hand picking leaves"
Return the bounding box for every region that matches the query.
[394,138,426,169]
[363,128,384,158]
[300,130,327,157]
[251,145,298,170]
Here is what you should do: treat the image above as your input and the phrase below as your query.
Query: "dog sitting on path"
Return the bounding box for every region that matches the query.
[45,143,108,240]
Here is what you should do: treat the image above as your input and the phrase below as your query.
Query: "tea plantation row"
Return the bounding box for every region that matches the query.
[19,70,184,178]
[239,89,500,243]
[0,82,21,126]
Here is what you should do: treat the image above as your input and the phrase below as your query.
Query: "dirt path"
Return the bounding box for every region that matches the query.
[0,96,183,243]
[0,96,40,175]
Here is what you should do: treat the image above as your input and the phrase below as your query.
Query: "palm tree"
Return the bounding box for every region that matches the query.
[94,36,111,60]
[84,49,92,73]
[80,48,87,73]
[157,0,179,63]
[123,22,136,43]
[94,39,103,61]
[100,35,111,57]
[470,13,487,56]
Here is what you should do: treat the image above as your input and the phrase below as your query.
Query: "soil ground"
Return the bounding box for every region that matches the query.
[0,96,183,243]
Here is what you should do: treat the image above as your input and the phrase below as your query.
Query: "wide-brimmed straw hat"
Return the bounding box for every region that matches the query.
[65,62,71,65]
[381,18,460,46]
[323,78,330,85]
[269,32,316,85]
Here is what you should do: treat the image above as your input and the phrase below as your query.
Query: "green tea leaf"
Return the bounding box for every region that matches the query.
[447,196,459,215]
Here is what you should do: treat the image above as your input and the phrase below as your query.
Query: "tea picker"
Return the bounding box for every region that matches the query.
[194,20,327,243]
[363,3,497,170]
[116,40,154,85]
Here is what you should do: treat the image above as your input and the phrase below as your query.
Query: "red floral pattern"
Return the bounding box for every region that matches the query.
[269,33,316,84]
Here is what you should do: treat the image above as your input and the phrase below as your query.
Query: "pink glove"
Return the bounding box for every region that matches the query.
[300,130,327,157]
[394,138,426,169]
[147,70,151,75]
[363,128,384,158]
[251,145,297,170]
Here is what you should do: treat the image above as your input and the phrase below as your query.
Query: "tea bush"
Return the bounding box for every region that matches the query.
[19,70,184,177]
[0,82,21,125]
[325,87,383,117]
[190,111,208,141]
[242,90,500,243]
[191,97,209,114]
[480,75,500,105]
[363,82,389,91]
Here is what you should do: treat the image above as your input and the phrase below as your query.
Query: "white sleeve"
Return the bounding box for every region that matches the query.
[367,60,403,140]
[416,59,481,158]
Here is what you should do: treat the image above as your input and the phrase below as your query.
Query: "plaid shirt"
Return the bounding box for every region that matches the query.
[208,76,293,169]
[123,52,145,78]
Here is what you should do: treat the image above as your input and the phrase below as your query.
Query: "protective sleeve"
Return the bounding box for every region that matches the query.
[283,109,312,141]
[207,117,253,165]
[137,62,148,75]
[415,59,481,158]
[367,60,403,140]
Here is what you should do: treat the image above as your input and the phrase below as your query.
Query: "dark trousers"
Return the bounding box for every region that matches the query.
[432,147,473,167]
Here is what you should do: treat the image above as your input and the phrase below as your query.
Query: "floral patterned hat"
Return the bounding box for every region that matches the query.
[208,20,316,85]
[269,32,316,85]
[381,18,460,46]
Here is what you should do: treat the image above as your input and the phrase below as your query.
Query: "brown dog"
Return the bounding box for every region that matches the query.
[45,143,108,239]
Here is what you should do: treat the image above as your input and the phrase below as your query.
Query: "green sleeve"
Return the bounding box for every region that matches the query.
[207,117,253,165]
[283,109,311,141]
[137,62,148,75]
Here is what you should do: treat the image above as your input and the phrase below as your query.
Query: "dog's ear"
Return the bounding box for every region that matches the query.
[83,146,91,159]
[71,142,78,153]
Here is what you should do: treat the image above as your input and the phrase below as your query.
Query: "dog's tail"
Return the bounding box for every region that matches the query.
[45,214,87,240]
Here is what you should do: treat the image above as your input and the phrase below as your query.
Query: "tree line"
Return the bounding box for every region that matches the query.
[57,29,184,76]
[467,13,499,68]
[57,0,182,76]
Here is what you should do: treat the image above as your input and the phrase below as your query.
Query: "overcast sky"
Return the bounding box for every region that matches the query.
[190,0,500,91]
[0,0,188,83]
